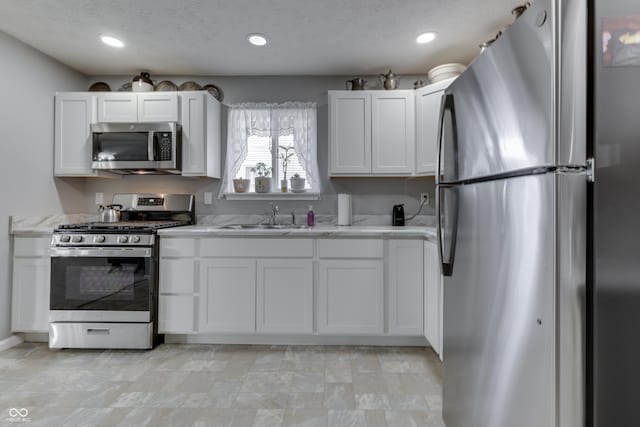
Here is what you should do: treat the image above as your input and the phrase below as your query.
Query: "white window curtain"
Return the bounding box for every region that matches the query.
[219,102,319,197]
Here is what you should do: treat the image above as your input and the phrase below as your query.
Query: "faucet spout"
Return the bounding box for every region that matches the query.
[268,203,279,225]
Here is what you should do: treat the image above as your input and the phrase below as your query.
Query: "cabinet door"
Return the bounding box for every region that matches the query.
[415,87,445,175]
[138,93,178,122]
[54,93,98,176]
[388,240,424,335]
[329,92,371,175]
[199,259,256,333]
[424,241,443,358]
[371,91,415,174]
[317,259,384,335]
[180,92,206,176]
[97,93,138,122]
[159,295,195,333]
[256,259,313,334]
[11,257,50,333]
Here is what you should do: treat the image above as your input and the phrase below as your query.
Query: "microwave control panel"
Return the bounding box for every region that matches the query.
[157,132,172,161]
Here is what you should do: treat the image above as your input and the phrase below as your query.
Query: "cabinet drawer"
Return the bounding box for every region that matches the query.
[159,259,195,294]
[200,238,313,258]
[159,295,195,333]
[317,239,383,259]
[160,238,196,257]
[14,237,51,257]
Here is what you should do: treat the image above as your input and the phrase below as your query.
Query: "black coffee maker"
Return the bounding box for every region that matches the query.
[392,204,405,226]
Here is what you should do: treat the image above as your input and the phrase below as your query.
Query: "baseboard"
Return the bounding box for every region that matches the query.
[0,335,24,352]
[164,334,429,347]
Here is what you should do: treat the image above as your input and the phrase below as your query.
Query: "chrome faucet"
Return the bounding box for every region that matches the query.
[268,203,279,225]
[291,211,296,225]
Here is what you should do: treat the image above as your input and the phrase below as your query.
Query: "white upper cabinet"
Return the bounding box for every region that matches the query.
[415,78,456,176]
[329,92,371,174]
[97,93,178,123]
[54,93,99,177]
[371,92,415,174]
[180,92,221,178]
[329,90,414,176]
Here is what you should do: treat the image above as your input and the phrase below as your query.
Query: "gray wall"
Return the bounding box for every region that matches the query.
[85,75,437,218]
[0,32,87,340]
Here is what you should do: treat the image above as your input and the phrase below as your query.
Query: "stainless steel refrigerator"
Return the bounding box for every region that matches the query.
[438,0,640,424]
[436,0,588,425]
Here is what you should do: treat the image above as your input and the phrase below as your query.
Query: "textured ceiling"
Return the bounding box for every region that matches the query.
[0,0,521,76]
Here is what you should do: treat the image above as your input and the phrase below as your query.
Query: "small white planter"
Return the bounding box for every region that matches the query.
[255,177,272,193]
[290,176,306,192]
[233,179,250,193]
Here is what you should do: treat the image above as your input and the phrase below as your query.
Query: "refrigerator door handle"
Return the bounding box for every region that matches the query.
[436,93,458,185]
[438,186,459,277]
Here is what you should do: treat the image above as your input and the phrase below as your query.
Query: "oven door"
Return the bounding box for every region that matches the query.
[50,247,156,322]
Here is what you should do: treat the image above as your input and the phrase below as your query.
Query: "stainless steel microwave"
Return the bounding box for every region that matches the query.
[91,122,181,174]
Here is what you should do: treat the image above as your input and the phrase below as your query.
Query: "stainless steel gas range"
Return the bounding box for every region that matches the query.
[49,193,195,349]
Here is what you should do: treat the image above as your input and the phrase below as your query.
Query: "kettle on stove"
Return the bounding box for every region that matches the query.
[392,204,405,226]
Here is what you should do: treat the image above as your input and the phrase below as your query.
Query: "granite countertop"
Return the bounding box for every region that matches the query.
[158,224,437,241]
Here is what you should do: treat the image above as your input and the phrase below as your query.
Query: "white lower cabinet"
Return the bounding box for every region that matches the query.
[159,295,195,333]
[424,241,443,358]
[256,259,313,334]
[158,239,197,333]
[11,237,51,333]
[156,236,438,342]
[199,259,256,333]
[388,240,424,335]
[317,259,384,335]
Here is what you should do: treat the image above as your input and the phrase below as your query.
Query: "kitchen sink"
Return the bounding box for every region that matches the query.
[221,224,308,230]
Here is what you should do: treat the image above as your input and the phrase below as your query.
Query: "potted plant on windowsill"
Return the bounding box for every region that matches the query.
[279,145,295,192]
[251,162,272,193]
[290,173,306,192]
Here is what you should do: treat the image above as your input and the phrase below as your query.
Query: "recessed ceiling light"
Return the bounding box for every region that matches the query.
[416,32,437,44]
[100,35,124,48]
[247,33,267,46]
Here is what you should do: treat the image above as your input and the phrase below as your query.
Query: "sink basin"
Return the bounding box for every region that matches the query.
[221,224,308,230]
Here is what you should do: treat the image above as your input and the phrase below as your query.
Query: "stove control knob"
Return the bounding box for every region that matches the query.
[95,235,106,243]
[131,236,141,243]
[117,236,129,244]
[60,235,71,243]
[71,235,84,243]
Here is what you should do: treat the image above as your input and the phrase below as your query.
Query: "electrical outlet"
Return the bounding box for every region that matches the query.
[420,193,430,205]
[203,192,213,205]
[95,192,104,205]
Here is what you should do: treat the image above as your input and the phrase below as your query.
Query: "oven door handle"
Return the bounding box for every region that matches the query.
[50,247,152,258]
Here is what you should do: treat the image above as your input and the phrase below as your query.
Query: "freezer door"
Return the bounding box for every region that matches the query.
[442,173,556,427]
[439,0,554,183]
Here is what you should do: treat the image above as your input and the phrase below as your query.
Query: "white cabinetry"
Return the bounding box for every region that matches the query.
[97,93,178,123]
[158,239,196,333]
[11,237,51,333]
[424,241,443,358]
[415,78,456,176]
[329,91,414,176]
[256,259,313,333]
[317,239,384,334]
[388,240,424,335]
[199,259,256,333]
[180,92,221,178]
[371,92,415,174]
[54,93,99,177]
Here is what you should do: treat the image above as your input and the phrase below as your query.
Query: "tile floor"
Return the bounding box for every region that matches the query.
[0,343,444,427]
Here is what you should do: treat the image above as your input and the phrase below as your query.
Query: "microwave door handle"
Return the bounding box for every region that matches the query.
[148,132,155,161]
